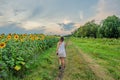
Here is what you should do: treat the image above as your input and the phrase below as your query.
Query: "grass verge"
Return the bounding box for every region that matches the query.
[22,46,58,80]
[71,37,120,80]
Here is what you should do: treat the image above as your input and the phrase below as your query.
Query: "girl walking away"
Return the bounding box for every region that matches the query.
[56,37,66,70]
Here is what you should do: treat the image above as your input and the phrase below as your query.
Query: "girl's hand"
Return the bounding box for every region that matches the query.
[56,51,58,55]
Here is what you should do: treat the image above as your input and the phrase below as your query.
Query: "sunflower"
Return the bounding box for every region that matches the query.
[22,34,27,36]
[29,35,35,40]
[35,36,39,40]
[30,34,33,37]
[21,62,25,65]
[8,33,12,36]
[7,35,12,40]
[1,33,5,36]
[0,42,6,49]
[20,38,24,42]
[14,65,21,71]
[0,36,2,39]
[41,35,45,40]
[30,37,35,41]
[14,34,19,40]
[29,35,33,38]
[22,34,27,38]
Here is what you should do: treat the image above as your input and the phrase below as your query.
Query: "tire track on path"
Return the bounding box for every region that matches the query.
[62,41,98,80]
[72,41,115,80]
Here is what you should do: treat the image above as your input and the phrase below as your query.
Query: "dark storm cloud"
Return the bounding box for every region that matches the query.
[0,23,46,34]
[57,23,75,31]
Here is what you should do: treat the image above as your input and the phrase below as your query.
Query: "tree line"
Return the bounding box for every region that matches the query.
[72,15,120,38]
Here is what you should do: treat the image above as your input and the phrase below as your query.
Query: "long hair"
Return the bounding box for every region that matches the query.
[60,37,64,42]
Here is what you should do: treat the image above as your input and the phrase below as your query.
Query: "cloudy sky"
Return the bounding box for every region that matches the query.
[0,0,120,35]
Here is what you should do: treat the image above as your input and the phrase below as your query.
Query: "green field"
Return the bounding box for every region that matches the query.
[1,36,120,80]
[71,37,120,80]
[23,37,120,80]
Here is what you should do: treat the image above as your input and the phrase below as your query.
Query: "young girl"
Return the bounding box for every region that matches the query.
[56,37,66,70]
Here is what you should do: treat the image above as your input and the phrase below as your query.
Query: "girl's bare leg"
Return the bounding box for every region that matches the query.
[61,57,65,69]
[59,57,61,65]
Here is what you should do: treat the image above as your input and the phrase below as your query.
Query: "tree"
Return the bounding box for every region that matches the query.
[72,15,120,38]
[81,20,99,38]
[101,15,120,38]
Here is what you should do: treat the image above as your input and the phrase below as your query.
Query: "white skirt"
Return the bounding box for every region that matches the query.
[58,50,66,57]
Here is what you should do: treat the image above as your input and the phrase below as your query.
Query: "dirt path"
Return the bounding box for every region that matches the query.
[61,41,115,80]
[75,46,115,80]
[61,41,97,80]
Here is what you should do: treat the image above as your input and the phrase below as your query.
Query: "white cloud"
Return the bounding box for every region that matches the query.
[1,0,119,35]
[74,23,81,28]
[89,0,120,23]
[0,0,33,26]
[20,21,42,30]
[0,0,80,35]
[45,23,62,34]
[63,18,72,24]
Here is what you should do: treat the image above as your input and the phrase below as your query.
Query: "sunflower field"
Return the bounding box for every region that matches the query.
[0,33,58,79]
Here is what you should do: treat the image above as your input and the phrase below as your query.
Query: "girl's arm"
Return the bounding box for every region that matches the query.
[56,42,59,53]
[65,42,67,49]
